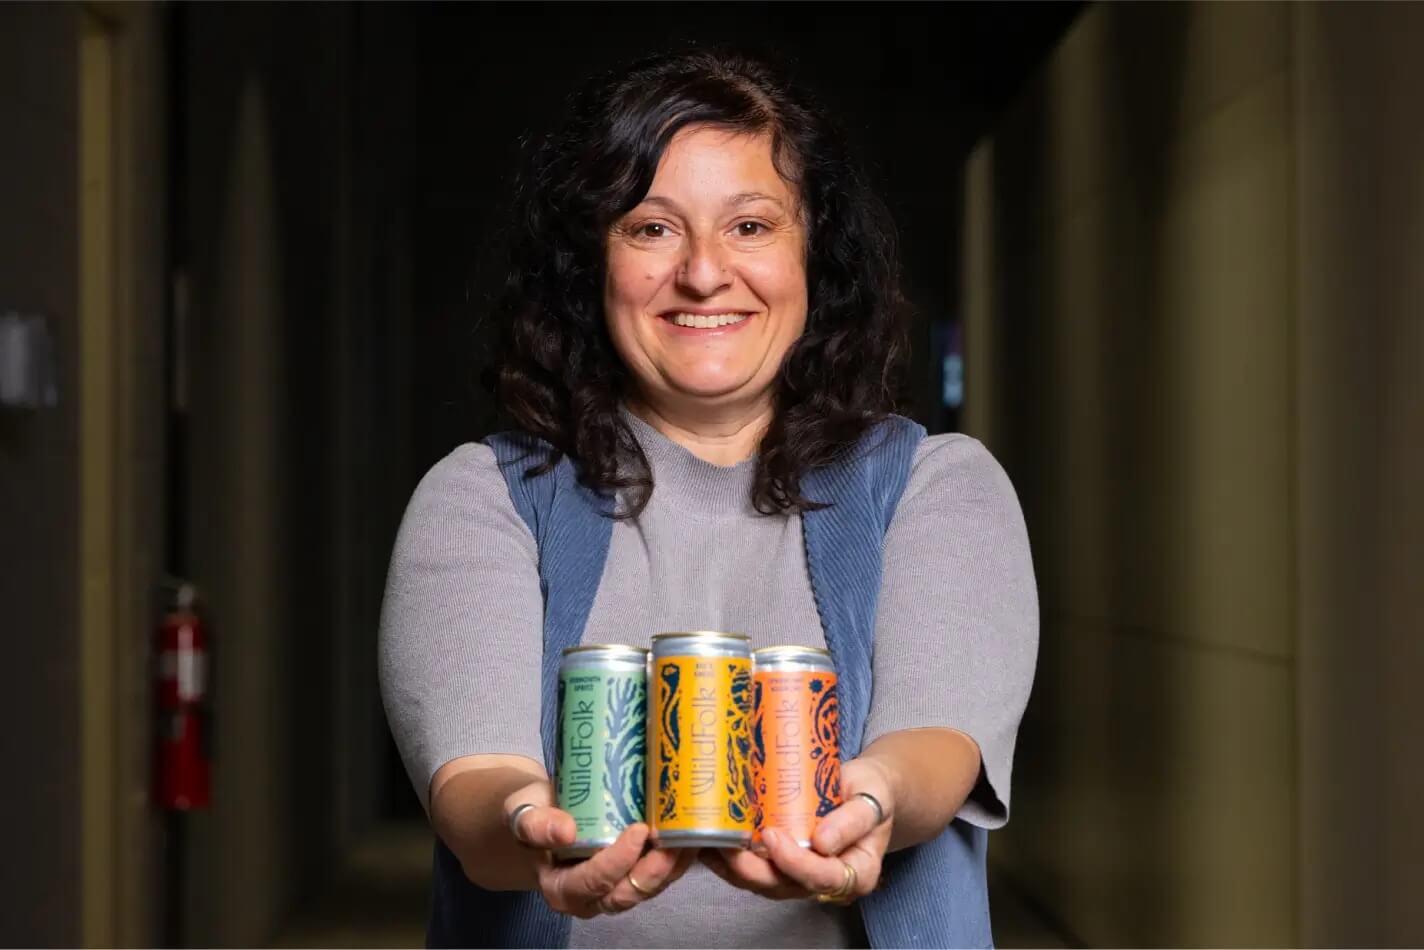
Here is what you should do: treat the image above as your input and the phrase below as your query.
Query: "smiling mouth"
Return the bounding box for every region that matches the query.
[660,311,753,329]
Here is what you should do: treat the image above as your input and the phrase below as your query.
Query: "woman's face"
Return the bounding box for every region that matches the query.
[604,126,808,414]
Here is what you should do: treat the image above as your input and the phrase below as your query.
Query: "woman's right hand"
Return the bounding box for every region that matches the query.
[504,780,696,917]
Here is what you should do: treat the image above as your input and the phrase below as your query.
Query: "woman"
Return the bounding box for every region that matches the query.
[379,50,1037,949]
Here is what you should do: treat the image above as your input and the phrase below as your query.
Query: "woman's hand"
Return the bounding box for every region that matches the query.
[503,780,697,917]
[701,756,894,902]
[701,728,981,902]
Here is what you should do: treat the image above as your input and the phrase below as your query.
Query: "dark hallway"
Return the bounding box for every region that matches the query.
[3,2,1421,948]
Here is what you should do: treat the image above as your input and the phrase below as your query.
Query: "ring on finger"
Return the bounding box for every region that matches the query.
[814,860,858,904]
[854,791,886,826]
[507,802,538,845]
[627,873,657,898]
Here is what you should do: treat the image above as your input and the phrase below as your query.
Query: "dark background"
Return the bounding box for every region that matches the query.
[22,4,1424,949]
[399,2,1083,465]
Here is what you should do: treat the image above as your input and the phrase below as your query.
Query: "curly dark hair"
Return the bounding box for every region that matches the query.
[494,49,907,516]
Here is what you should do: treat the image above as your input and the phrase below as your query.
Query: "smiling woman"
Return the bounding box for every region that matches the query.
[492,51,906,512]
[379,49,1038,950]
[603,127,809,455]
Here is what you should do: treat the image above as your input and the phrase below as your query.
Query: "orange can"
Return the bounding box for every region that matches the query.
[751,646,842,848]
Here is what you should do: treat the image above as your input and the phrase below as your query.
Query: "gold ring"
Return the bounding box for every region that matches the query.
[627,873,657,898]
[814,861,857,904]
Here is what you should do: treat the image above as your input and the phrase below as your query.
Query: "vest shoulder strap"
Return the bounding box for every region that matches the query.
[801,414,926,759]
[483,432,614,771]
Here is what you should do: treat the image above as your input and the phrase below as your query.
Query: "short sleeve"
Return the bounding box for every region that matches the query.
[861,434,1039,829]
[377,443,546,814]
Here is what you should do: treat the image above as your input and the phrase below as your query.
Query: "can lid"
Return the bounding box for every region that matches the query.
[560,644,650,656]
[753,645,832,659]
[651,630,750,641]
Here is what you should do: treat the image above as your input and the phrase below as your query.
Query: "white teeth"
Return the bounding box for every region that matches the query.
[667,312,750,328]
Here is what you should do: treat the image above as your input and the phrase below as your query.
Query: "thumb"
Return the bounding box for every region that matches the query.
[504,783,576,849]
[513,805,578,850]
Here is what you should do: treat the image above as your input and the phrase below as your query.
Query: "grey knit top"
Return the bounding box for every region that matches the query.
[378,412,1038,948]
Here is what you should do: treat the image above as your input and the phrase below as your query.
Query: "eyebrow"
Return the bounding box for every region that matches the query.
[637,192,788,212]
[727,192,785,209]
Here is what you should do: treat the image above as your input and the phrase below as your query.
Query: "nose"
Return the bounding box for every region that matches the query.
[676,233,733,298]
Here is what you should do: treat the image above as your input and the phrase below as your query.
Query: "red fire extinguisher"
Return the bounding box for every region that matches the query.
[155,582,211,810]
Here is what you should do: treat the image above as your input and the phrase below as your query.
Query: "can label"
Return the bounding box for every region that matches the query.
[751,670,841,846]
[556,666,646,843]
[651,655,754,834]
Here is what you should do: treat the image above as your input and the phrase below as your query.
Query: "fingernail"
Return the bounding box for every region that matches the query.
[763,828,780,847]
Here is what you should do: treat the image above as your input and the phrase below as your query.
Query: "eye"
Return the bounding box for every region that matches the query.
[735,220,767,237]
[637,222,667,239]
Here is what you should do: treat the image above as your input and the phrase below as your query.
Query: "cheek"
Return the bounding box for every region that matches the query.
[605,250,669,313]
[746,253,809,323]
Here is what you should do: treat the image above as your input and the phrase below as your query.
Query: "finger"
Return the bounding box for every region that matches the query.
[716,847,785,891]
[761,827,852,894]
[810,794,883,857]
[704,845,812,900]
[558,823,649,904]
[838,829,887,896]
[701,849,777,897]
[628,845,695,894]
[598,845,694,913]
[511,805,577,850]
[667,846,699,883]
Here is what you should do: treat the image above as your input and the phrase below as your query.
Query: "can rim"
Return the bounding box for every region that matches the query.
[651,630,750,641]
[752,645,833,658]
[560,644,650,656]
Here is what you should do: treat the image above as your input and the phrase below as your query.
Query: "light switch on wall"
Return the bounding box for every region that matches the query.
[0,312,59,409]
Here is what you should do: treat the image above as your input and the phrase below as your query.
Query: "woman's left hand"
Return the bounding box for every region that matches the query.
[701,756,893,902]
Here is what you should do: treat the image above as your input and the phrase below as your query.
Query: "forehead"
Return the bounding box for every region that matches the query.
[645,125,796,206]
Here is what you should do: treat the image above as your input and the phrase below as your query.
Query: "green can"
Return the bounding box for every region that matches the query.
[555,644,649,859]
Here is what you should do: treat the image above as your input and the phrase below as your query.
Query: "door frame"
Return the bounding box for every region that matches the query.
[78,3,168,945]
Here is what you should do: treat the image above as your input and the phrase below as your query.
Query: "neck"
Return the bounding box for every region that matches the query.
[625,393,773,467]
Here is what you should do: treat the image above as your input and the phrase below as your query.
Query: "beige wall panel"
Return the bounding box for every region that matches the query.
[1003,72,1294,659]
[988,619,1119,945]
[1295,5,1424,944]
[1001,624,1295,946]
[1031,196,1113,624]
[990,3,1293,250]
[1135,74,1295,659]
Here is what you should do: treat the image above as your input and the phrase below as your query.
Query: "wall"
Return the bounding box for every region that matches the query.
[965,3,1424,945]
[1294,5,1424,945]
[0,6,84,943]
[180,5,340,943]
[964,4,1297,945]
[0,3,168,945]
[178,3,421,942]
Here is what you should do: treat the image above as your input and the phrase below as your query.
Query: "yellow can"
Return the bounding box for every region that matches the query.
[648,631,754,848]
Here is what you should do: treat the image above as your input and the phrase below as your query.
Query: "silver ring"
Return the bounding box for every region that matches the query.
[507,802,538,843]
[854,791,886,826]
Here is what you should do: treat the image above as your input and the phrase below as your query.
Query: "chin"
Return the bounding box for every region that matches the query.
[666,374,758,402]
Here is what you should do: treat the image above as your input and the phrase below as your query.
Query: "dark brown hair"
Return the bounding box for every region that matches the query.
[493,49,907,516]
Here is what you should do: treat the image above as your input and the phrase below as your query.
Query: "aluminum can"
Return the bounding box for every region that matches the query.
[649,631,754,848]
[751,646,842,849]
[555,644,648,859]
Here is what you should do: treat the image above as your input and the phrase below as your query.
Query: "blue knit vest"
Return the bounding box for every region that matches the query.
[427,418,993,949]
